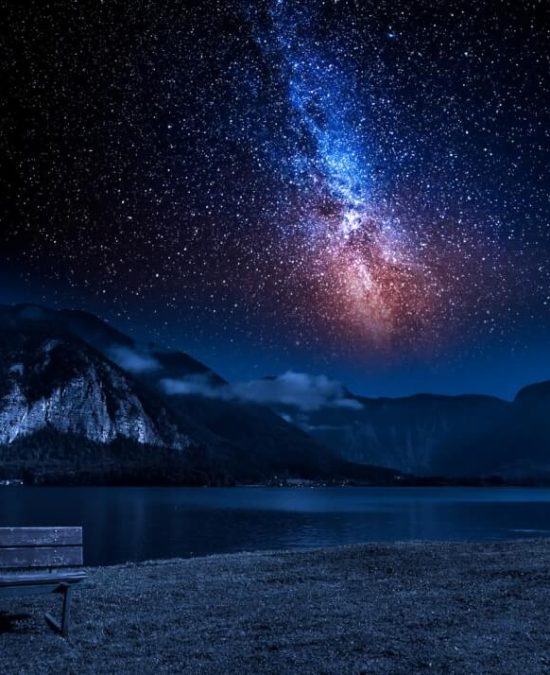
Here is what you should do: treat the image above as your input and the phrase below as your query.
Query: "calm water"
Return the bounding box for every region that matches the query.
[1,487,550,566]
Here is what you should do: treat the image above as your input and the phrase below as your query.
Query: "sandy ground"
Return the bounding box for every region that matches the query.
[2,539,550,674]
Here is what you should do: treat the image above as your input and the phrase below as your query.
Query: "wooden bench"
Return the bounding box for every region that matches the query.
[0,527,86,636]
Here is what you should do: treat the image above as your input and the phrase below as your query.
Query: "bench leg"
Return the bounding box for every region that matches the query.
[45,584,72,637]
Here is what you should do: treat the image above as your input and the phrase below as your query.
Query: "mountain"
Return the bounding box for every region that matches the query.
[0,304,398,485]
[0,304,219,381]
[283,393,505,475]
[282,386,550,481]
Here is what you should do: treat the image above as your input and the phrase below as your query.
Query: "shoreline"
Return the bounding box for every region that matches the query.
[4,480,550,488]
[2,539,550,673]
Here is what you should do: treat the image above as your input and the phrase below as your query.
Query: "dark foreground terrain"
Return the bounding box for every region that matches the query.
[2,540,550,674]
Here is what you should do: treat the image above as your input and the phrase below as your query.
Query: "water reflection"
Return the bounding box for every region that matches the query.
[1,487,550,565]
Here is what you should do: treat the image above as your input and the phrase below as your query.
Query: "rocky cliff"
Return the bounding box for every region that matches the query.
[0,331,189,449]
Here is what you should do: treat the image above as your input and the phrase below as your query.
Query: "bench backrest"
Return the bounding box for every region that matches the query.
[0,527,83,569]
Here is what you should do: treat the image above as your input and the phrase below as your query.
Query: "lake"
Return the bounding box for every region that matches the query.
[1,486,550,566]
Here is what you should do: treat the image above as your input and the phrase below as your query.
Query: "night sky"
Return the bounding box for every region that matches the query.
[1,0,549,397]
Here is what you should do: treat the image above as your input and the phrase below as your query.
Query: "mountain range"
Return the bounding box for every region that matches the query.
[0,304,394,485]
[280,388,550,480]
[0,303,549,485]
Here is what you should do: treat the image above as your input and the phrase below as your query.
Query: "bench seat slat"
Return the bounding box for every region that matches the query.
[0,570,87,586]
[0,527,82,547]
[0,546,83,568]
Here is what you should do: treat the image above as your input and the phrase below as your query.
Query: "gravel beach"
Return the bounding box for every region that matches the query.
[2,539,550,674]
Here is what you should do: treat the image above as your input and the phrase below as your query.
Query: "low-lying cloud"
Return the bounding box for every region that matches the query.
[232,372,362,411]
[161,371,363,412]
[161,373,221,397]
[108,346,161,374]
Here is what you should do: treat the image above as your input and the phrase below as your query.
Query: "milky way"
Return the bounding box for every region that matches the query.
[242,1,546,356]
[1,0,549,393]
[258,1,437,347]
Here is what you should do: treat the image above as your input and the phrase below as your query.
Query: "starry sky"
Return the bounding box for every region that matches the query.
[1,0,549,398]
